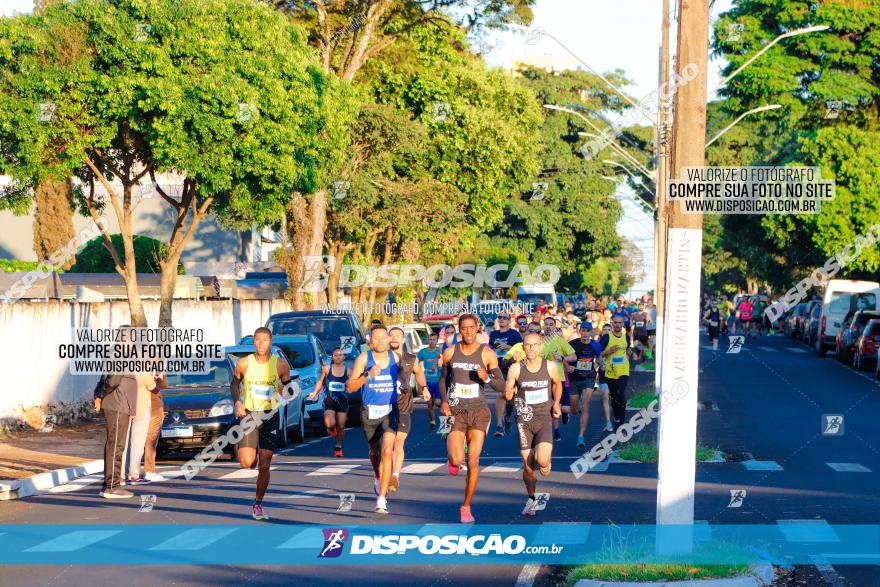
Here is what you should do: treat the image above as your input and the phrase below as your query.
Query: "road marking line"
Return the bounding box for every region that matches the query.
[307,464,360,476]
[150,528,237,551]
[25,530,121,552]
[741,460,783,471]
[483,463,522,473]
[218,466,277,480]
[400,463,443,474]
[515,564,541,587]
[755,347,778,353]
[777,520,839,543]
[272,488,332,499]
[47,474,103,493]
[789,347,807,353]
[826,462,872,473]
[810,555,846,586]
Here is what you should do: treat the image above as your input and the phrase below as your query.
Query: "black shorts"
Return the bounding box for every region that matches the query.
[450,406,491,435]
[398,411,411,434]
[635,334,649,346]
[323,392,349,414]
[708,326,719,342]
[239,410,284,452]
[570,378,597,395]
[516,414,553,451]
[598,371,608,385]
[361,404,399,444]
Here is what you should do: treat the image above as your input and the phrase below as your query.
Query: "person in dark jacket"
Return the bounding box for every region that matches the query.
[94,372,139,498]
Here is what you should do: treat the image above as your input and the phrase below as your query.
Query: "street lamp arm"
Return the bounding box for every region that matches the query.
[705,104,781,147]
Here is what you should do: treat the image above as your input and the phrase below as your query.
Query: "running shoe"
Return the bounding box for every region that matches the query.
[99,488,133,499]
[603,421,614,432]
[389,474,399,493]
[133,476,151,485]
[494,425,503,437]
[576,435,586,448]
[553,430,562,442]
[429,420,437,432]
[334,447,343,458]
[447,460,461,476]
[375,496,388,515]
[459,505,475,524]
[373,477,380,495]
[144,472,166,482]
[252,503,269,521]
[523,498,537,516]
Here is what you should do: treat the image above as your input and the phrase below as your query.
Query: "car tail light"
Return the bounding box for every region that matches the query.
[861,336,878,354]
[821,316,826,333]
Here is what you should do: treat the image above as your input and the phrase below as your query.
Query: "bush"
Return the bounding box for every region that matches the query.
[0,259,41,272]
[70,235,184,275]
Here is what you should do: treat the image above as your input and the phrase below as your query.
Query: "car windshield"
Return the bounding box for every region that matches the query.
[164,360,231,389]
[517,293,551,307]
[267,317,361,357]
[275,342,316,369]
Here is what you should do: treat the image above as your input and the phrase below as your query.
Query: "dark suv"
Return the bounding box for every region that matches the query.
[265,311,366,418]
[836,309,880,367]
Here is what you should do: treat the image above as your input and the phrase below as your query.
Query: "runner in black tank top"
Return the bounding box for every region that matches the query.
[439,314,506,524]
[505,332,562,516]
[388,327,430,494]
[309,347,349,457]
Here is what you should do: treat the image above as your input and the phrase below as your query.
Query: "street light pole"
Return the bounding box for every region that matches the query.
[705,104,782,147]
[655,0,709,555]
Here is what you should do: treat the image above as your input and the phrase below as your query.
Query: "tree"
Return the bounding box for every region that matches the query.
[0,0,346,326]
[71,234,184,275]
[273,0,536,310]
[708,0,880,290]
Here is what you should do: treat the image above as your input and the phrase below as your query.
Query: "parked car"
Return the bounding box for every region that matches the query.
[265,311,365,420]
[801,300,822,345]
[853,319,880,373]
[816,279,880,357]
[398,322,433,352]
[836,310,880,367]
[784,303,809,339]
[158,344,303,457]
[241,334,327,434]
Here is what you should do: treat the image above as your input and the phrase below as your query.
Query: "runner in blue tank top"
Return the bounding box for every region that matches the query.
[348,324,399,515]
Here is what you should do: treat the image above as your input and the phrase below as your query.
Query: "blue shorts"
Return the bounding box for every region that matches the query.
[427,381,441,400]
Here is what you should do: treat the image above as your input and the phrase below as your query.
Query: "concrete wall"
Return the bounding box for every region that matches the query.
[0,299,292,418]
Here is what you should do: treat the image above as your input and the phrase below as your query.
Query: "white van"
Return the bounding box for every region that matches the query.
[516,285,556,312]
[816,279,880,356]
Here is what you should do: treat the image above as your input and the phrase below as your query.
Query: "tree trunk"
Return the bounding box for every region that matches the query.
[304,189,328,310]
[32,177,76,270]
[279,193,311,311]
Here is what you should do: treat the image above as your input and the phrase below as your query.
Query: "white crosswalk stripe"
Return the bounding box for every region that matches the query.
[826,462,872,473]
[149,528,237,551]
[401,463,443,474]
[755,347,778,353]
[789,347,808,353]
[25,530,121,552]
[218,466,277,480]
[483,463,522,474]
[307,464,360,476]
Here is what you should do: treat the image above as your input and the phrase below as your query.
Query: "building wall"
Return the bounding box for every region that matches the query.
[0,299,291,418]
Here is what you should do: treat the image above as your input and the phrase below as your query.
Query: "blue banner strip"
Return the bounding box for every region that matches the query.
[0,524,877,565]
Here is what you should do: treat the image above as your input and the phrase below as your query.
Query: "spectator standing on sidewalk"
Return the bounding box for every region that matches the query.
[94,372,138,499]
[143,373,167,482]
[120,373,160,485]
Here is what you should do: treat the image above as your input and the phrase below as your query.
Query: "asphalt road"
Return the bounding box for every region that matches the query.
[1,332,878,586]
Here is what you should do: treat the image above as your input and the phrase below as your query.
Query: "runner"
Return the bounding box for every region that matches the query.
[232,327,296,521]
[599,316,636,431]
[308,347,348,457]
[347,324,399,514]
[388,327,430,494]
[515,315,530,337]
[630,302,650,362]
[718,296,733,337]
[489,312,523,437]
[440,314,506,523]
[703,300,722,358]
[597,324,614,431]
[569,322,602,447]
[738,296,755,338]
[417,333,442,431]
[541,316,576,441]
[506,332,562,515]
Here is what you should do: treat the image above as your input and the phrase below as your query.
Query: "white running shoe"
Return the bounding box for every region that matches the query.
[144,472,166,482]
[375,496,388,514]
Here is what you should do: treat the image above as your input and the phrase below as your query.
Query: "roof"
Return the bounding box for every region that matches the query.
[268,311,356,319]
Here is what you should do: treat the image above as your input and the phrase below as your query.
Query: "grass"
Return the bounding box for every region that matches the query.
[617,442,718,463]
[569,563,749,582]
[564,525,753,585]
[627,392,657,409]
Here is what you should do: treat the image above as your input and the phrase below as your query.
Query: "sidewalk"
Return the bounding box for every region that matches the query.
[0,419,105,499]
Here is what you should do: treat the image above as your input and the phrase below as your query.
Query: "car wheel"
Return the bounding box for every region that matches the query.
[290,406,305,443]
[277,405,289,448]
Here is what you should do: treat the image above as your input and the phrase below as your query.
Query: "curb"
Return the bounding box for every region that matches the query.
[0,458,103,500]
[573,562,774,587]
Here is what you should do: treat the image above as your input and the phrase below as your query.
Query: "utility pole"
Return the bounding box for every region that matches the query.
[655,0,709,555]
[653,0,672,400]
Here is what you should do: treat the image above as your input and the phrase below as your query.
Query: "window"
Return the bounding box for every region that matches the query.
[165,360,231,389]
